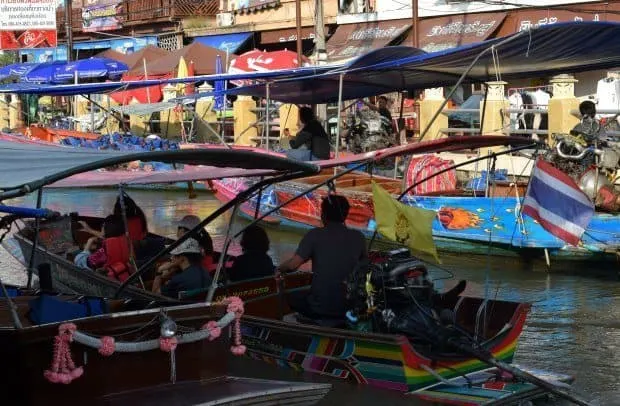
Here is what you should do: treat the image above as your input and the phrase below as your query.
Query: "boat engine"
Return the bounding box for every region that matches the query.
[345,248,446,342]
[549,108,620,212]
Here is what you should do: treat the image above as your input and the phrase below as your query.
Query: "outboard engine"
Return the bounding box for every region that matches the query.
[345,248,442,341]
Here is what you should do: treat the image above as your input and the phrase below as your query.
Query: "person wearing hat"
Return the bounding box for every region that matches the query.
[152,238,212,298]
[177,215,214,255]
[155,214,216,278]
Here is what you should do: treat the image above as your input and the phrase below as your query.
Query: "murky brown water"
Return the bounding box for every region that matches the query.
[2,188,620,405]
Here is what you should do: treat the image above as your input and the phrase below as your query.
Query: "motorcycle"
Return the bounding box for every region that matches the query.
[550,113,620,212]
[342,109,395,154]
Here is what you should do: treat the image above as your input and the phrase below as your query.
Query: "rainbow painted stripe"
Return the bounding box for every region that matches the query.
[242,307,525,394]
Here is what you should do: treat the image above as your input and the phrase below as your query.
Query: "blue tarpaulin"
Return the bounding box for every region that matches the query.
[5,22,620,99]
[225,22,620,104]
[194,32,252,53]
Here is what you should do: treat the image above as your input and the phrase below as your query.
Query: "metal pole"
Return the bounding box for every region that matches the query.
[411,0,418,48]
[26,187,43,289]
[335,73,344,159]
[295,0,303,67]
[65,0,73,62]
[265,83,270,151]
[206,203,239,303]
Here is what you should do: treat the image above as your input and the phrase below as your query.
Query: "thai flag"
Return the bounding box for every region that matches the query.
[522,159,595,246]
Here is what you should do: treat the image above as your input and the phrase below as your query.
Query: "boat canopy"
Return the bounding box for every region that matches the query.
[0,65,337,96]
[0,140,318,198]
[314,135,536,169]
[224,22,620,104]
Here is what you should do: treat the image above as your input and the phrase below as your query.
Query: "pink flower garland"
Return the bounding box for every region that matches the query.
[203,320,221,341]
[44,296,247,385]
[223,296,246,355]
[44,323,84,384]
[99,336,116,356]
[159,337,178,352]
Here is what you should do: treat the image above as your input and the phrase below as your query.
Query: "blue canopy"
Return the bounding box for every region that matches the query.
[21,61,67,84]
[0,64,337,95]
[194,32,253,53]
[225,22,620,104]
[54,57,129,82]
[0,63,40,80]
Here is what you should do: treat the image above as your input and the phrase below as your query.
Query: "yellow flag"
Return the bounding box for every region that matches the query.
[372,181,440,263]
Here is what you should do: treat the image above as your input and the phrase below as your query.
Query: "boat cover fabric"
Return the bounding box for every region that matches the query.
[313,135,534,169]
[226,22,620,103]
[405,155,457,195]
[0,140,318,194]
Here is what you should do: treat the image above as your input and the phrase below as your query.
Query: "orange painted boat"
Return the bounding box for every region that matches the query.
[15,124,100,143]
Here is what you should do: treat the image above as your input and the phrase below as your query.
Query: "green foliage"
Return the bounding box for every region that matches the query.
[0,51,17,67]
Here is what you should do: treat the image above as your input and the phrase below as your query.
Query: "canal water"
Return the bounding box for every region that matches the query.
[1,188,619,405]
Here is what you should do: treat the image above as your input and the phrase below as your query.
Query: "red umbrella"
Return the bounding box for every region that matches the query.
[229,49,264,86]
[250,49,308,71]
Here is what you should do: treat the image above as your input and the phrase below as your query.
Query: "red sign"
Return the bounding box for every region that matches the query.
[0,29,57,50]
[0,0,57,50]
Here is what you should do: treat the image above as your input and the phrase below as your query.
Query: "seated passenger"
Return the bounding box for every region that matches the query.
[156,215,215,277]
[73,236,103,270]
[276,195,367,320]
[152,238,213,299]
[286,107,330,161]
[228,225,274,282]
[75,215,126,272]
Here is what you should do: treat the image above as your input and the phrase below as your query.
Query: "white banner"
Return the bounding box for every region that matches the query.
[0,0,57,31]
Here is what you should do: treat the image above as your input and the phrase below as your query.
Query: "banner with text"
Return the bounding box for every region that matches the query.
[82,0,123,32]
[0,0,57,50]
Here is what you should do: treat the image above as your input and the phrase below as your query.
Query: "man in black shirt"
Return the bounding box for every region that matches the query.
[276,195,367,319]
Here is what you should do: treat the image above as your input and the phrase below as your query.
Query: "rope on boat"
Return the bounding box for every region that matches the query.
[44,296,246,385]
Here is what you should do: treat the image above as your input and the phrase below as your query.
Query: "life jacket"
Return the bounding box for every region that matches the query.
[103,236,134,282]
[127,217,147,241]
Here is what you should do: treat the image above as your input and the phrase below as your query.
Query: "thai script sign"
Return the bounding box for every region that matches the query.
[426,20,498,38]
[82,0,122,32]
[0,0,57,50]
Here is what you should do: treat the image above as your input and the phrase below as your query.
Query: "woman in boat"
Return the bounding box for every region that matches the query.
[77,192,148,242]
[228,225,274,282]
[152,238,212,299]
[113,192,148,241]
[286,106,330,161]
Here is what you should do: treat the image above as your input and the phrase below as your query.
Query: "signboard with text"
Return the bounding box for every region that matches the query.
[81,0,123,32]
[0,0,57,50]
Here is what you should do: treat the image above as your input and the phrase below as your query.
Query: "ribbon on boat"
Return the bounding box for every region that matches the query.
[44,296,246,384]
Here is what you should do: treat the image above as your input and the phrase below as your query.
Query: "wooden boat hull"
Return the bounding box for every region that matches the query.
[1,301,226,404]
[0,298,330,405]
[240,296,529,394]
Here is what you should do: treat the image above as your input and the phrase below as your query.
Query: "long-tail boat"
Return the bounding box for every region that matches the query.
[1,136,590,405]
[0,142,332,404]
[213,141,620,271]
